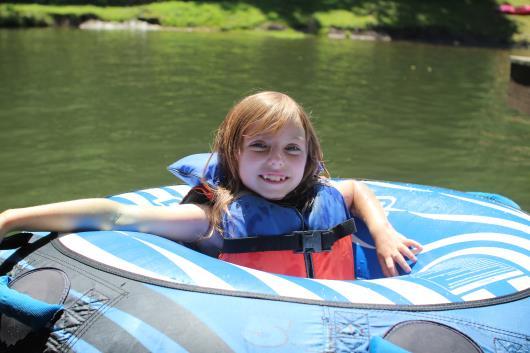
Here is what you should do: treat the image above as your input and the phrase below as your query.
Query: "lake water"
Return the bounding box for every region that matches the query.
[1,29,529,211]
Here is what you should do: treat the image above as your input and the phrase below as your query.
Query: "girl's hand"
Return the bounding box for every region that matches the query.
[372,224,422,277]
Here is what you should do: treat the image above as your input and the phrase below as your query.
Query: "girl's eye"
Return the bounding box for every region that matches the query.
[286,145,302,154]
[249,142,267,150]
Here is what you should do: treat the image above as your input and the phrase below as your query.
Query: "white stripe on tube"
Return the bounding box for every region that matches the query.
[112,192,154,206]
[133,237,234,291]
[419,247,530,273]
[421,232,530,253]
[409,212,530,234]
[313,279,395,304]
[508,276,530,291]
[450,270,523,295]
[59,234,175,282]
[369,278,451,304]
[233,265,322,300]
[442,193,530,222]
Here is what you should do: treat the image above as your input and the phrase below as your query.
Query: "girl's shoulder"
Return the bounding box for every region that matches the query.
[314,178,350,196]
[314,177,345,190]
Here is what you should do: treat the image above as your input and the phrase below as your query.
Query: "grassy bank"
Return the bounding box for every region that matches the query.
[1,1,529,46]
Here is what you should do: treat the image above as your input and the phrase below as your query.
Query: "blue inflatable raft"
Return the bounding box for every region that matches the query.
[0,180,528,353]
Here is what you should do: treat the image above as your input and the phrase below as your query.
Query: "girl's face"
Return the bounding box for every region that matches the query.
[237,121,307,200]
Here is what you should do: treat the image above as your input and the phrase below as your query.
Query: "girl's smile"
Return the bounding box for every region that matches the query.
[238,121,307,200]
[260,174,288,183]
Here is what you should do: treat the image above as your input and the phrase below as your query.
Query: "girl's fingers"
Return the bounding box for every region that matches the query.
[400,245,417,262]
[400,238,422,256]
[377,236,424,277]
[394,254,412,273]
[381,266,390,278]
[378,256,390,277]
[406,239,423,253]
[385,257,398,277]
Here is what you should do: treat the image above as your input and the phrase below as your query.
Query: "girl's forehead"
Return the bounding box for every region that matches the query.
[243,126,306,142]
[243,119,306,139]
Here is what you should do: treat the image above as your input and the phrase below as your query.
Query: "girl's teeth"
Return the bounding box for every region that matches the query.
[262,175,286,182]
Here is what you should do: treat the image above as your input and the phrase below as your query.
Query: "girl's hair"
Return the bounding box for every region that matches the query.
[206,91,328,234]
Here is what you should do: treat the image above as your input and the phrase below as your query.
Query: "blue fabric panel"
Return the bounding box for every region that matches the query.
[105,307,189,353]
[306,183,352,229]
[68,337,104,353]
[223,193,303,238]
[359,297,530,352]
[370,336,411,353]
[0,276,63,330]
[222,183,350,240]
[167,153,222,187]
[449,295,530,335]
[148,285,327,353]
[67,288,188,353]
[53,328,104,353]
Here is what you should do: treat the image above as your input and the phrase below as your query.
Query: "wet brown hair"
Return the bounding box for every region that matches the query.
[205,91,328,235]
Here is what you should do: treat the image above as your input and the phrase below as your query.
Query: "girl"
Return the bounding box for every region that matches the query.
[0,91,421,279]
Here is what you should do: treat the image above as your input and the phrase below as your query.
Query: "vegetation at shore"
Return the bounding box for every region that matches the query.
[1,0,529,46]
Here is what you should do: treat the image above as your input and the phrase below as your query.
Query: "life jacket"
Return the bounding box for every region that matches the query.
[168,153,356,280]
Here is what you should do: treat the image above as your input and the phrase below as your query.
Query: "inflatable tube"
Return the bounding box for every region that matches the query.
[0,181,528,353]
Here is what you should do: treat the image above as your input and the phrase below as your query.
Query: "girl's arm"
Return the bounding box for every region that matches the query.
[0,199,210,243]
[335,179,422,277]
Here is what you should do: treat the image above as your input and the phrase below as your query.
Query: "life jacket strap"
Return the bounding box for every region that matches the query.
[221,218,356,254]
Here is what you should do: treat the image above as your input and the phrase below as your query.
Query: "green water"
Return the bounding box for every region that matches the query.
[1,29,529,211]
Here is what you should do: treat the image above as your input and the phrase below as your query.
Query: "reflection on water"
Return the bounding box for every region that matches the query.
[0,29,529,210]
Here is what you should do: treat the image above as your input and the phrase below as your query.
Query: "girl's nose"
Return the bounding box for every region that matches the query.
[267,149,284,168]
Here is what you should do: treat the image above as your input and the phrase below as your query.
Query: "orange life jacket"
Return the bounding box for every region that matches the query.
[217,183,356,280]
[220,235,354,279]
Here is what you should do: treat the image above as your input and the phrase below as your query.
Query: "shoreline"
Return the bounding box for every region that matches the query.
[30,19,530,49]
[1,2,529,48]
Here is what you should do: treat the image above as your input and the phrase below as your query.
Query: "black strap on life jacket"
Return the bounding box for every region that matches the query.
[221,218,356,254]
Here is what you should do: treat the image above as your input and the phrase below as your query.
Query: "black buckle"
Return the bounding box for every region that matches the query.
[293,230,332,253]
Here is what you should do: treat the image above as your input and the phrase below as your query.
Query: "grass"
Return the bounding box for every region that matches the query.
[0,0,528,46]
[141,2,267,29]
[511,16,530,44]
[313,9,376,31]
[0,4,139,25]
[0,2,269,29]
